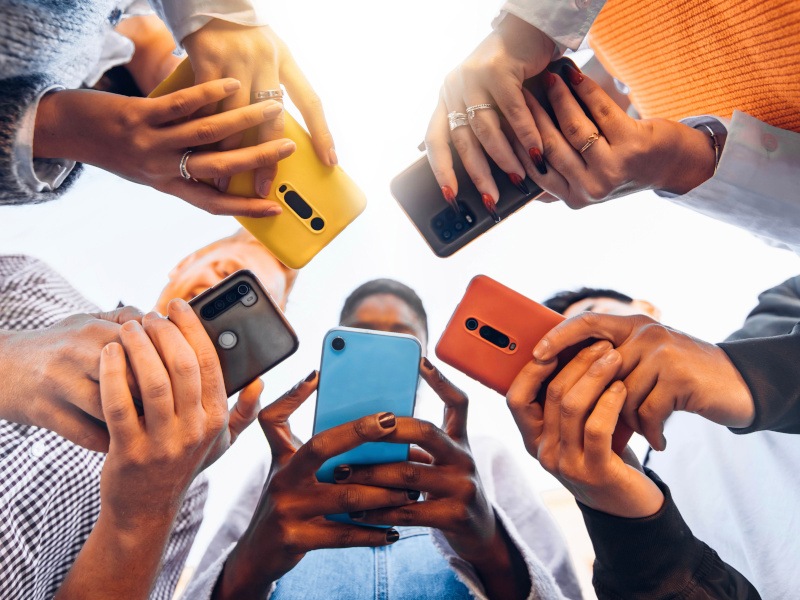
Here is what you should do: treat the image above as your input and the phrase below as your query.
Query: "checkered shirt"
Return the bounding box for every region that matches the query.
[0,255,207,600]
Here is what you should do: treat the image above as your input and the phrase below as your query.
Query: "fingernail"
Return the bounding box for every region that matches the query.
[421,357,433,370]
[349,511,366,520]
[533,338,550,361]
[529,148,548,175]
[543,70,557,89]
[481,193,500,224]
[168,298,190,313]
[278,141,296,160]
[565,63,584,86]
[104,343,120,357]
[378,412,396,429]
[258,179,272,198]
[265,204,282,216]
[610,380,625,393]
[333,465,351,481]
[508,173,530,195]
[407,489,421,501]
[305,370,317,382]
[599,349,618,364]
[121,320,141,333]
[386,528,400,543]
[328,147,338,166]
[661,435,668,450]
[218,177,230,192]
[223,79,241,92]
[441,185,462,215]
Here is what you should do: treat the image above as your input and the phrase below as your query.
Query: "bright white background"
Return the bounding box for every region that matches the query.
[1,0,798,586]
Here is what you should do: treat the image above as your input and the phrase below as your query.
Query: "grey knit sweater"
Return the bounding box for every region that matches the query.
[0,0,118,205]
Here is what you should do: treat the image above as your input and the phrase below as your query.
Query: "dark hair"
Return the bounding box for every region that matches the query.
[340,279,428,339]
[543,287,633,315]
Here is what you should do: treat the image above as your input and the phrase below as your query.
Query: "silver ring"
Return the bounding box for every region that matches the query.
[252,89,284,102]
[179,150,195,181]
[579,132,601,154]
[447,111,469,131]
[466,103,496,120]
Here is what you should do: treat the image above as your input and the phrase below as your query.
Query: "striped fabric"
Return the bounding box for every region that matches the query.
[589,0,800,132]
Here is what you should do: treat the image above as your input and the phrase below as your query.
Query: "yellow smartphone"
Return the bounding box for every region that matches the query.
[150,59,367,269]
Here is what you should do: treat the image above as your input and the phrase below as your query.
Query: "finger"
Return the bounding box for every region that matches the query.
[381,418,468,468]
[47,400,111,453]
[99,342,141,442]
[560,349,621,461]
[171,100,283,148]
[300,483,417,516]
[141,311,201,417]
[506,358,557,455]
[216,69,254,153]
[280,49,336,166]
[584,380,627,472]
[544,71,610,160]
[336,461,452,497]
[289,521,400,553]
[419,358,468,442]
[636,384,675,451]
[534,312,639,362]
[184,138,295,181]
[521,89,573,198]
[408,446,434,464]
[618,354,655,438]
[228,378,264,445]
[150,78,241,124]
[164,179,283,218]
[492,78,544,170]
[253,78,285,197]
[258,371,318,458]
[91,306,144,325]
[352,500,459,530]
[560,64,631,145]
[118,321,174,434]
[424,94,459,201]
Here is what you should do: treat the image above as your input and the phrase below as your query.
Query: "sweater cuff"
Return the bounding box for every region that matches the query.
[578,468,705,597]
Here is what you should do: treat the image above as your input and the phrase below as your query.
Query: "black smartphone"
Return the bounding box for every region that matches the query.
[390,57,592,258]
[188,269,299,396]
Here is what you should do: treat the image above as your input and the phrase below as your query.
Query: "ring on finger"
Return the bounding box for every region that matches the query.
[179,149,197,181]
[466,103,496,120]
[252,89,284,103]
[579,132,602,154]
[447,111,469,130]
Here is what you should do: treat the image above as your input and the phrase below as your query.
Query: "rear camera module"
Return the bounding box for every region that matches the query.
[479,325,510,349]
[331,336,346,351]
[225,292,237,303]
[214,299,225,310]
[201,306,215,319]
[431,202,476,244]
[465,318,479,331]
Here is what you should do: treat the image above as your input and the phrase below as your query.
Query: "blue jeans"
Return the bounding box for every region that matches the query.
[272,527,473,599]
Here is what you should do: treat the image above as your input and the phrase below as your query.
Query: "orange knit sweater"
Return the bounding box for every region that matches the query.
[588,0,800,132]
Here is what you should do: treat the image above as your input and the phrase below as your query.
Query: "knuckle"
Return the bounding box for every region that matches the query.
[336,527,357,548]
[584,421,606,444]
[256,149,278,168]
[143,377,171,401]
[206,160,227,180]
[304,435,330,462]
[546,380,566,404]
[351,417,372,442]
[451,135,472,156]
[194,122,220,145]
[560,397,581,420]
[173,353,200,380]
[541,137,559,158]
[469,118,492,140]
[337,487,362,512]
[166,96,191,119]
[563,121,583,139]
[393,506,416,526]
[401,464,421,486]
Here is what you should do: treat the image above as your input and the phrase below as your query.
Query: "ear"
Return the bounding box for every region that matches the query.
[632,299,661,321]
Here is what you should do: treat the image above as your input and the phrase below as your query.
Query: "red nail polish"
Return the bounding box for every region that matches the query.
[508,172,530,195]
[529,148,548,175]
[482,193,500,223]
[441,185,462,215]
[542,70,557,89]
[565,63,584,86]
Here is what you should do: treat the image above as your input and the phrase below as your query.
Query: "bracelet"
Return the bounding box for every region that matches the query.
[697,123,721,175]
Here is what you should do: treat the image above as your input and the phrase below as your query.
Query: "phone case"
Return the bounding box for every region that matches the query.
[150,59,367,269]
[188,270,299,397]
[390,57,590,259]
[313,327,421,525]
[435,275,572,396]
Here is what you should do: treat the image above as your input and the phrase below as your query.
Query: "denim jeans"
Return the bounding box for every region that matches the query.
[272,527,473,599]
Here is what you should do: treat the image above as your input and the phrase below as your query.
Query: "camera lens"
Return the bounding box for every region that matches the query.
[331,336,346,351]
[201,305,215,319]
[214,299,225,310]
[279,185,287,193]
[225,292,237,303]
[237,284,250,296]
[310,217,325,231]
[442,230,452,240]
[465,318,479,331]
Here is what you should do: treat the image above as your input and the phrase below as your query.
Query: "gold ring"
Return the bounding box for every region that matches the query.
[579,132,601,153]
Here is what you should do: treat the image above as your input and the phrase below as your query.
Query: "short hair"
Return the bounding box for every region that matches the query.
[339,279,428,339]
[543,287,633,315]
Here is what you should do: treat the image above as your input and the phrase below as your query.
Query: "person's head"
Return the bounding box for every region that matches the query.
[155,229,298,314]
[544,287,661,320]
[339,279,428,349]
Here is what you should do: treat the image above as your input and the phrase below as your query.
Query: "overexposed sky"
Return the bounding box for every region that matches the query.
[1,0,798,567]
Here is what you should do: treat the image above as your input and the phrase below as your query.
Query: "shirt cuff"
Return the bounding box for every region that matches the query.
[14,86,77,194]
[429,502,565,600]
[154,0,270,46]
[179,541,278,600]
[493,0,604,51]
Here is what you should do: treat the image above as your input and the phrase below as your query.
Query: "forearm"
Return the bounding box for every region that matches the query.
[55,510,177,599]
[653,120,716,196]
[212,531,281,599]
[466,517,532,600]
[0,330,34,425]
[116,14,181,95]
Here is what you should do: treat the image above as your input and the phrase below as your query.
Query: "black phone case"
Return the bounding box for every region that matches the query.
[189,270,299,397]
[390,57,592,258]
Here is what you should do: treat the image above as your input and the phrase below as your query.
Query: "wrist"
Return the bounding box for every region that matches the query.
[464,515,531,600]
[33,90,96,163]
[496,13,555,68]
[215,528,281,599]
[576,475,665,519]
[0,331,36,425]
[652,120,715,195]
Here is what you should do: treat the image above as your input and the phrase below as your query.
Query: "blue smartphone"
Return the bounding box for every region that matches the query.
[313,327,422,524]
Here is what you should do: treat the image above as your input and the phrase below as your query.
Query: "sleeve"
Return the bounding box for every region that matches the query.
[720,323,800,435]
[725,276,800,342]
[660,111,800,255]
[148,0,269,46]
[0,75,83,205]
[579,468,761,600]
[492,0,606,52]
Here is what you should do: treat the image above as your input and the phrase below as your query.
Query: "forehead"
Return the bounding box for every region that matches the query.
[347,294,424,333]
[563,296,638,318]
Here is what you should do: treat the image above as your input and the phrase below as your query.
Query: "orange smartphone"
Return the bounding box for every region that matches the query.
[149,59,366,269]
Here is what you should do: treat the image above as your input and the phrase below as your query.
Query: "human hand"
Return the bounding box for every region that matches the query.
[217,372,412,599]
[425,14,554,216]
[533,313,755,450]
[338,359,531,600]
[183,20,336,196]
[522,63,715,207]
[507,341,664,518]
[34,81,293,217]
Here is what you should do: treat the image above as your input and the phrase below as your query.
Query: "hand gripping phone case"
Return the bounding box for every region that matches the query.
[188,269,299,397]
[390,57,592,258]
[313,327,421,525]
[150,59,367,269]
